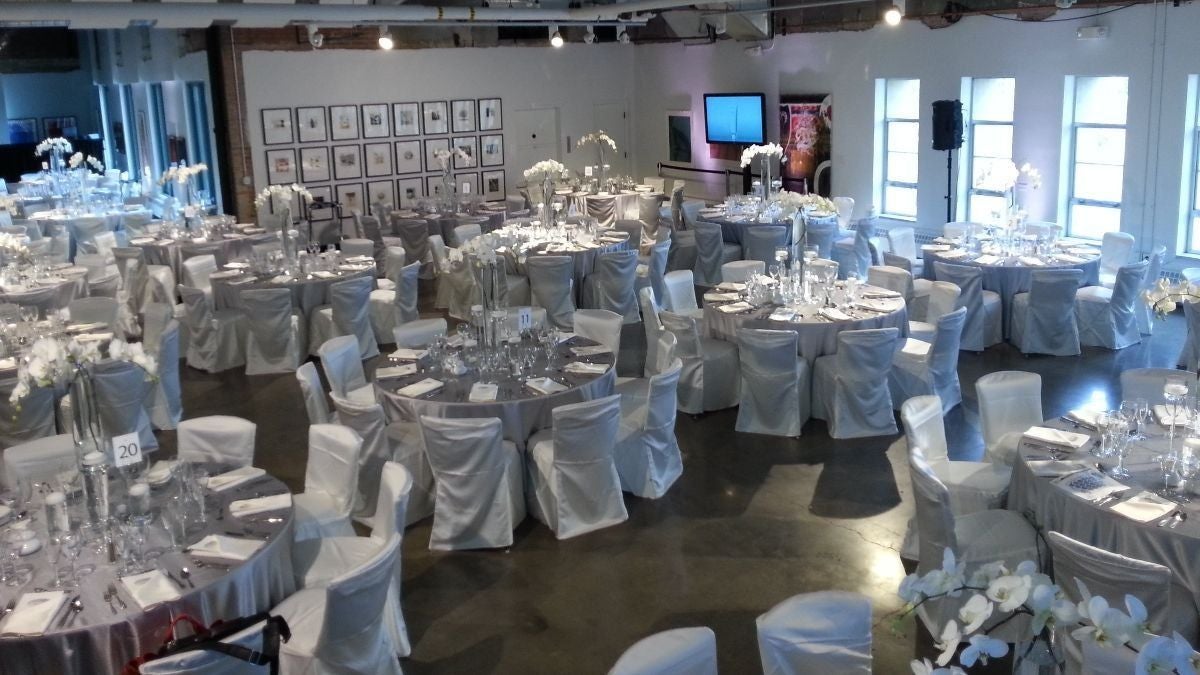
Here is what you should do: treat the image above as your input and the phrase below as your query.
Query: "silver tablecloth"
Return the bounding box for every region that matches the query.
[0,468,295,675]
[567,191,645,228]
[698,214,793,246]
[516,233,631,298]
[135,235,275,281]
[210,268,374,321]
[0,269,88,312]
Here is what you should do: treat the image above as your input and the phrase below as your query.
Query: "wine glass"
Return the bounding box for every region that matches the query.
[1119,400,1140,442]
[60,529,82,586]
[1164,380,1189,448]
[1106,413,1132,479]
[1135,398,1151,440]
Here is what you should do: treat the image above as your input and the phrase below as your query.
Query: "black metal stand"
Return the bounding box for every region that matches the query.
[945,150,954,223]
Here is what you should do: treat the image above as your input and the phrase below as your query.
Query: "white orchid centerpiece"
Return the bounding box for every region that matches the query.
[433,148,470,173]
[1143,277,1200,319]
[9,336,157,406]
[68,153,105,174]
[0,231,31,265]
[974,160,1041,193]
[524,159,567,184]
[254,183,314,213]
[34,138,73,157]
[773,190,836,217]
[578,130,618,152]
[159,163,208,186]
[740,142,784,168]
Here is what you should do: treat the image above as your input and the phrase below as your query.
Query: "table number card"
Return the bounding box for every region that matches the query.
[585,166,593,177]
[518,307,532,333]
[111,431,143,469]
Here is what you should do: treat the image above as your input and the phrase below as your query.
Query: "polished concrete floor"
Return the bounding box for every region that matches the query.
[159,301,1188,674]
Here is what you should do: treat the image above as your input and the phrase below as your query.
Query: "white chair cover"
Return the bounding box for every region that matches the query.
[182,254,218,293]
[0,378,56,451]
[692,220,740,286]
[743,225,788,266]
[756,591,872,675]
[1099,230,1135,288]
[137,620,271,674]
[885,226,923,277]
[341,238,374,259]
[68,297,119,333]
[721,260,765,284]
[1181,301,1200,371]
[310,275,379,359]
[178,285,246,373]
[736,328,810,437]
[419,416,525,550]
[1010,269,1083,356]
[582,249,639,324]
[69,215,109,257]
[296,362,333,425]
[638,287,666,378]
[91,358,156,453]
[933,261,1002,351]
[317,335,371,403]
[908,281,960,341]
[113,246,149,317]
[527,255,576,330]
[393,318,448,348]
[177,415,255,466]
[451,223,482,248]
[526,394,627,539]
[866,266,913,303]
[2,434,76,491]
[805,215,840,259]
[292,423,361,542]
[241,289,304,375]
[93,231,118,261]
[614,356,682,498]
[374,246,406,292]
[608,627,718,675]
[811,327,899,438]
[1135,245,1166,336]
[397,218,433,279]
[662,270,703,320]
[1075,260,1148,350]
[660,310,740,414]
[637,239,671,302]
[976,370,1043,465]
[574,309,623,355]
[147,321,182,431]
[832,197,855,229]
[889,307,966,412]
[1120,367,1196,404]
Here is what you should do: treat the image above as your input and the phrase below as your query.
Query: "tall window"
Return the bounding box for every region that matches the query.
[186,82,218,208]
[1186,78,1200,253]
[1066,76,1128,239]
[966,78,1015,224]
[882,78,920,219]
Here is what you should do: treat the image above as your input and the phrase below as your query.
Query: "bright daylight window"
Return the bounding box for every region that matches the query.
[966,78,1015,225]
[1187,80,1200,253]
[882,78,920,219]
[1067,76,1128,240]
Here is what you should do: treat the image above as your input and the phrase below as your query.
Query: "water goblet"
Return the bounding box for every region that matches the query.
[1135,398,1151,440]
[1106,414,1132,479]
[45,534,64,588]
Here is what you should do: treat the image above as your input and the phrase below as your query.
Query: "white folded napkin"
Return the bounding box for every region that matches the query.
[525,377,569,396]
[145,460,177,486]
[939,249,969,259]
[819,308,852,322]
[1,591,68,635]
[390,348,428,361]
[1024,426,1091,449]
[191,237,208,244]
[555,331,577,344]
[899,338,931,358]
[932,237,956,244]
[65,322,107,333]
[1055,254,1086,264]
[228,277,256,286]
[224,262,250,269]
[1154,405,1192,426]
[1027,459,1090,478]
[570,345,612,357]
[1064,409,1101,429]
[716,282,747,292]
[208,270,242,280]
[0,358,16,371]
[973,254,1000,265]
[861,289,902,299]
[1109,491,1176,523]
[121,570,182,609]
[205,466,266,492]
[375,364,417,379]
[130,237,156,245]
[922,244,952,252]
[717,301,753,314]
[74,332,114,343]
[35,277,68,285]
[1019,256,1046,267]
[242,227,266,235]
[564,361,609,375]
[469,383,499,402]
[311,271,337,279]
[856,299,895,312]
[397,378,443,398]
[270,275,293,284]
[229,493,293,518]
[704,292,741,303]
[187,534,265,563]
[1068,247,1099,256]
[769,310,796,322]
[338,264,373,272]
[344,256,374,264]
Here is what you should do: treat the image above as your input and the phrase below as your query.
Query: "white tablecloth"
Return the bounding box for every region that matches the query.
[567,191,646,228]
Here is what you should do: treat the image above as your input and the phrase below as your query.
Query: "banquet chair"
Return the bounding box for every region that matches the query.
[427,236,453,309]
[340,235,375,260]
[1010,269,1083,357]
[121,211,153,239]
[146,320,182,431]
[1024,221,1061,239]
[93,231,119,262]
[807,258,838,282]
[1120,367,1196,405]
[136,619,274,674]
[642,177,665,192]
[608,627,718,675]
[736,328,810,437]
[933,261,1002,352]
[805,214,841,260]
[665,202,696,273]
[178,415,256,466]
[1099,230,1136,288]
[527,255,576,330]
[581,249,639,324]
[885,226,924,278]
[330,393,431,526]
[615,219,647,253]
[638,287,667,378]
[574,309,623,355]
[374,246,406,292]
[1135,245,1166,336]
[721,260,765,284]
[178,285,246,373]
[889,307,967,412]
[1075,259,1148,350]
[68,297,120,333]
[756,591,872,675]
[419,415,525,551]
[309,275,379,359]
[661,270,704,321]
[393,319,448,348]
[240,288,305,375]
[291,461,414,659]
[451,223,482,248]
[77,252,121,298]
[0,380,56,451]
[141,302,174,352]
[369,261,421,344]
[976,371,1043,465]
[317,335,373,404]
[692,220,741,286]
[296,362,334,425]
[832,197,855,230]
[1180,301,1200,371]
[69,215,109,259]
[526,394,628,539]
[271,533,402,675]
[660,310,739,414]
[292,423,362,542]
[92,358,157,452]
[113,246,150,315]
[182,254,219,296]
[635,239,671,302]
[1048,530,1199,674]
[2,435,76,491]
[866,265,914,303]
[811,327,900,439]
[396,219,433,280]
[743,225,789,268]
[908,281,960,342]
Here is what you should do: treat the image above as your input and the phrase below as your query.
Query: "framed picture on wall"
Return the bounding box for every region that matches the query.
[265,148,298,185]
[478,98,502,131]
[329,105,360,141]
[666,111,693,165]
[452,136,478,169]
[6,118,37,144]
[426,176,447,200]
[422,101,448,135]
[364,142,393,178]
[479,134,504,167]
[296,107,327,143]
[455,172,479,199]
[481,170,505,202]
[299,146,331,183]
[367,180,396,210]
[307,185,333,221]
[332,145,362,181]
[394,140,421,174]
[392,102,420,137]
[451,100,477,133]
[336,183,366,217]
[396,178,423,208]
[261,109,293,145]
[424,138,450,173]
[361,104,390,139]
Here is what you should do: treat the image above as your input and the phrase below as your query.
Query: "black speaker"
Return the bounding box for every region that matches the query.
[931,100,964,151]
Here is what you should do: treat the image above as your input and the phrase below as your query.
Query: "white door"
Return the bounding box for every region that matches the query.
[511,107,560,186]
[593,101,629,175]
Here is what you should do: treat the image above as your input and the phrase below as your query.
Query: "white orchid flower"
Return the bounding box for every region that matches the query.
[957,594,993,634]
[960,635,1008,667]
[1126,595,1153,635]
[9,379,29,405]
[1135,633,1198,675]
[986,574,1032,613]
[910,658,967,675]
[934,620,962,666]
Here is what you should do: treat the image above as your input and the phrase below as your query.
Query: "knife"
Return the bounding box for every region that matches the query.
[55,596,79,628]
[2,598,15,615]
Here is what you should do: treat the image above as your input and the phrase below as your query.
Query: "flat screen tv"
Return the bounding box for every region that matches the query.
[704,93,766,145]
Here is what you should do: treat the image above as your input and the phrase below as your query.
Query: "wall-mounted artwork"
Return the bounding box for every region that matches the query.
[296,107,327,143]
[332,144,362,181]
[364,142,393,178]
[422,101,448,136]
[424,138,450,173]
[780,95,831,193]
[426,176,445,200]
[300,146,331,183]
[452,99,477,133]
[455,172,479,198]
[367,180,395,210]
[362,104,390,138]
[482,170,506,202]
[329,105,360,141]
[394,140,421,175]
[261,109,293,145]
[480,134,504,167]
[452,136,478,169]
[6,118,37,144]
[397,178,423,208]
[265,148,298,185]
[478,98,502,131]
[336,183,365,217]
[307,185,334,221]
[393,102,420,137]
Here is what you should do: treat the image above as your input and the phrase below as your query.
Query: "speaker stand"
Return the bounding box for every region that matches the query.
[944,149,954,224]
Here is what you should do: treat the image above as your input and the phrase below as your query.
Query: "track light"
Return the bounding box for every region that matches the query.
[549,25,564,47]
[617,27,630,44]
[883,2,903,25]
[583,25,596,44]
[306,24,324,48]
[378,25,393,50]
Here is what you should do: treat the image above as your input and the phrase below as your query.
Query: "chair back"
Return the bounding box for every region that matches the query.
[662,270,698,314]
[832,197,855,230]
[392,261,421,323]
[296,362,332,424]
[177,415,256,466]
[805,215,840,259]
[419,415,516,549]
[91,359,155,453]
[241,288,298,372]
[396,219,430,270]
[452,223,482,248]
[908,448,959,573]
[1026,268,1083,353]
[1120,367,1197,404]
[638,286,664,376]
[76,253,110,280]
[932,261,987,348]
[588,249,638,323]
[743,225,788,267]
[928,307,966,391]
[659,311,702,360]
[882,252,913,274]
[381,246,407,284]
[330,394,395,519]
[526,255,575,330]
[573,309,622,355]
[886,226,918,260]
[151,321,182,429]
[319,536,401,646]
[643,239,671,301]
[866,266,913,302]
[646,359,683,432]
[900,395,949,468]
[317,335,368,399]
[976,371,1043,450]
[182,254,218,291]
[680,201,703,231]
[836,328,898,385]
[330,275,379,359]
[549,395,623,502]
[1110,259,1149,321]
[372,462,413,542]
[614,220,643,247]
[692,221,725,286]
[393,318,448,348]
[736,328,801,436]
[756,591,872,675]
[68,297,119,332]
[638,194,662,227]
[305,423,362,518]
[925,281,961,322]
[1100,231,1135,275]
[93,231,118,260]
[0,379,56,449]
[721,260,765,283]
[608,627,718,675]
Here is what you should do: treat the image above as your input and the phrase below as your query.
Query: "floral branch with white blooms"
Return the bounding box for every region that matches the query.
[68,153,104,174]
[523,159,567,183]
[253,184,314,213]
[9,336,157,406]
[0,231,31,265]
[897,548,1199,674]
[740,142,785,168]
[577,130,618,152]
[774,190,836,217]
[34,138,73,157]
[1144,278,1200,319]
[433,148,470,172]
[159,163,208,186]
[973,160,1042,193]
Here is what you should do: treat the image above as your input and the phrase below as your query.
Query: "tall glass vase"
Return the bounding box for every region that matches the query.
[761,156,773,201]
[279,205,297,264]
[68,369,105,465]
[440,173,456,213]
[541,178,554,226]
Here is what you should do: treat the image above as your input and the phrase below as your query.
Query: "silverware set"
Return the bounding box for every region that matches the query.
[1157,510,1188,528]
[55,596,81,628]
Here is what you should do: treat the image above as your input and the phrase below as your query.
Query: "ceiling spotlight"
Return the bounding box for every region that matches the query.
[306,24,324,48]
[549,25,564,48]
[883,2,903,25]
[378,26,393,50]
[583,25,596,44]
[617,28,630,44]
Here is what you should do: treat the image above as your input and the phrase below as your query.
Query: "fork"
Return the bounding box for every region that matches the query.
[107,582,127,610]
[102,587,116,615]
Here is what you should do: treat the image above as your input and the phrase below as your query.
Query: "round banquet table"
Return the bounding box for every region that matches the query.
[209,266,374,320]
[29,208,152,239]
[376,336,617,450]
[697,211,792,247]
[517,231,631,293]
[131,233,277,281]
[702,285,909,364]
[1008,416,1200,616]
[413,210,507,243]
[567,191,656,228]
[0,465,295,675]
[0,266,89,312]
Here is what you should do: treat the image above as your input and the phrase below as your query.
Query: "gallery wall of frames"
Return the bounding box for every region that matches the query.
[258,98,505,224]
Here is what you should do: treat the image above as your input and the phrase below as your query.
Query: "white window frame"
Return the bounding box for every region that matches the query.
[881,78,919,220]
[964,78,1015,224]
[1065,76,1127,240]
[1184,75,1200,254]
